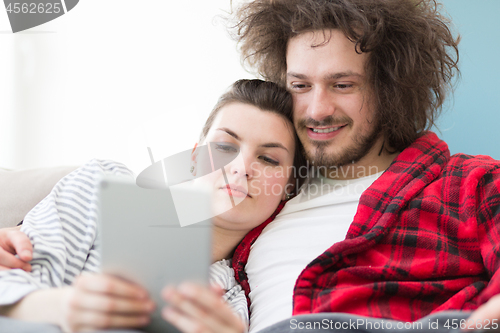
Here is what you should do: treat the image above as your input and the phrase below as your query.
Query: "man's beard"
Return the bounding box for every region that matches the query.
[298,116,381,169]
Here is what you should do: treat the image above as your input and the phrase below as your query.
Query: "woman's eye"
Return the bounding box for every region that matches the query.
[260,156,279,166]
[214,143,238,153]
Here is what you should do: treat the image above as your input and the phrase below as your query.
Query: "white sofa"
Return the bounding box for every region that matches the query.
[0,166,77,228]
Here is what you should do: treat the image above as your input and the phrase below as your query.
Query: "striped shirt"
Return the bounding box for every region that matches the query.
[0,159,248,327]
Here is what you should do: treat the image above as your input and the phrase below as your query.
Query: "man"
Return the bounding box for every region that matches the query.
[1,0,500,332]
[225,0,500,331]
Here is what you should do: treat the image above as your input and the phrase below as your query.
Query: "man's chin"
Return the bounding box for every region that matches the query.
[305,145,341,167]
[304,132,382,169]
[307,146,364,169]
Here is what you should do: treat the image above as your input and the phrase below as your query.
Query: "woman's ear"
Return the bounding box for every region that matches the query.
[282,179,296,201]
[191,143,198,155]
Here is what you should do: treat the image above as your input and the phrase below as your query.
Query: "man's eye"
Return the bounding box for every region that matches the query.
[214,143,238,153]
[260,156,279,166]
[334,83,353,89]
[289,83,309,90]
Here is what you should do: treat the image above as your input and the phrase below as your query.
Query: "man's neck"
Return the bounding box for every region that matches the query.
[324,143,399,181]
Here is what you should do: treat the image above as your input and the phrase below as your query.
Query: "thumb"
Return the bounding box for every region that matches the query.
[7,229,33,262]
[209,284,225,297]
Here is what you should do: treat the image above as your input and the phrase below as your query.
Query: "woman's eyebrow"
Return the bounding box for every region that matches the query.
[261,143,289,152]
[217,128,240,140]
[217,128,289,152]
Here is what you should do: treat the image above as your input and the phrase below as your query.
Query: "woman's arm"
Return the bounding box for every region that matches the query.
[0,160,126,305]
[0,273,155,332]
[0,286,69,326]
[0,164,155,332]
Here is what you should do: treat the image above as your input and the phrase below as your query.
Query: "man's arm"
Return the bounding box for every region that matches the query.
[0,226,32,271]
[0,227,33,272]
[468,165,500,326]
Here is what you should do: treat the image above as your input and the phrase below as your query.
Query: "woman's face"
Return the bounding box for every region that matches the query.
[199,102,296,232]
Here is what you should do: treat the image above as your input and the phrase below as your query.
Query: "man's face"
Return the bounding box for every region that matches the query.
[286,29,383,171]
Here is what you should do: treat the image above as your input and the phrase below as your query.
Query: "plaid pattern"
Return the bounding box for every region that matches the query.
[233,132,500,322]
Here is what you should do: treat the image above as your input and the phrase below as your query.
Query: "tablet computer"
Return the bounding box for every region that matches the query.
[97,176,212,333]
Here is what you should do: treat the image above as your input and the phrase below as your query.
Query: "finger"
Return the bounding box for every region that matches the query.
[210,284,225,297]
[163,284,216,316]
[466,294,500,330]
[74,274,149,299]
[163,306,207,333]
[162,287,205,320]
[69,308,151,331]
[3,230,33,262]
[71,287,155,315]
[0,247,32,271]
[177,283,240,325]
[161,285,176,302]
[163,285,244,333]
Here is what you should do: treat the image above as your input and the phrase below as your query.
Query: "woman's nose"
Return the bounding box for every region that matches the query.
[228,156,252,179]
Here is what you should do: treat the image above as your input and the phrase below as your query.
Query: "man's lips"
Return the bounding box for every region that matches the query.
[307,125,347,140]
[220,184,250,198]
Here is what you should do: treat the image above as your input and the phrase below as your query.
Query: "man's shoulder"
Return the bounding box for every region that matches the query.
[439,153,500,193]
[446,152,500,173]
[408,132,500,178]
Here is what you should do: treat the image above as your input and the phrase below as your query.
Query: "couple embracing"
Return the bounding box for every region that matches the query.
[1,1,500,332]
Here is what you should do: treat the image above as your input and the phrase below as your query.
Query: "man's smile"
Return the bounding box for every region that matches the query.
[307,125,347,140]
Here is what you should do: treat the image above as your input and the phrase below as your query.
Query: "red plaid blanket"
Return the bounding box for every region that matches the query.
[233,131,500,321]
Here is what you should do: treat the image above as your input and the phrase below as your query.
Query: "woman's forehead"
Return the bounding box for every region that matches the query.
[208,103,295,149]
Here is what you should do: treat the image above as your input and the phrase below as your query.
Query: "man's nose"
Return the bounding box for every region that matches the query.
[307,87,335,121]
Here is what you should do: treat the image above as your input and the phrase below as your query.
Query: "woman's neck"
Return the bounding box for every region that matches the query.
[211,224,249,262]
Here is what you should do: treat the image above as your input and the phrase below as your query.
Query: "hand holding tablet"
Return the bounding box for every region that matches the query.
[97,176,212,333]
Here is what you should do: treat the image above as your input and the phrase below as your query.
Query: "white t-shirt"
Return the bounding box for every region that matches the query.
[246,171,383,332]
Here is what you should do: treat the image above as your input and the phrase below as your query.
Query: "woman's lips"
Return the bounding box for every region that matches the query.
[220,184,250,198]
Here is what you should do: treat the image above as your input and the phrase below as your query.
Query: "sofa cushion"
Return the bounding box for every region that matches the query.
[0,166,77,228]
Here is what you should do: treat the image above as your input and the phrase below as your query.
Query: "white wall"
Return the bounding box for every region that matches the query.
[0,0,251,174]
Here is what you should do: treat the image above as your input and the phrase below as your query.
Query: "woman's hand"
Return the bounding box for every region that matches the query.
[0,226,32,271]
[162,282,246,333]
[60,273,156,332]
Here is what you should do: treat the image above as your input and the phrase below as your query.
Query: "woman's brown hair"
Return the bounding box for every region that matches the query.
[231,0,460,152]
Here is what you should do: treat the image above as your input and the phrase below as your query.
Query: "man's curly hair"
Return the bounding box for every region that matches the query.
[231,0,460,151]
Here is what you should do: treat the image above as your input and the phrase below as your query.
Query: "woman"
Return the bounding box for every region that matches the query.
[0,79,303,333]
